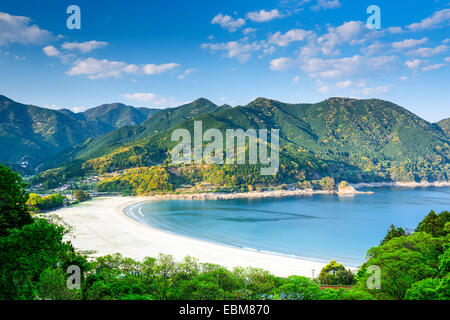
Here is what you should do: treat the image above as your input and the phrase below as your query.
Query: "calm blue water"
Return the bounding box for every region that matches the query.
[125,187,450,267]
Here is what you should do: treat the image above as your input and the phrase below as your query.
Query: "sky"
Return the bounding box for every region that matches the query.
[0,0,449,122]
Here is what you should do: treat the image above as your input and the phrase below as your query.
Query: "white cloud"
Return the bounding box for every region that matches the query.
[270,57,296,71]
[268,29,313,47]
[62,40,108,53]
[400,76,408,80]
[293,76,301,84]
[422,64,444,71]
[317,21,365,55]
[301,55,396,79]
[43,46,60,57]
[362,86,389,96]
[392,38,428,50]
[442,39,450,44]
[201,40,261,63]
[67,58,139,79]
[43,45,74,63]
[0,12,53,46]
[142,63,179,75]
[211,13,245,32]
[335,80,353,88]
[247,9,284,22]
[68,59,181,79]
[387,27,405,34]
[405,59,422,69]
[316,79,364,93]
[311,0,341,11]
[122,92,179,108]
[445,57,450,63]
[317,85,331,93]
[314,79,389,96]
[177,68,196,79]
[242,28,257,35]
[406,45,448,57]
[122,93,157,102]
[362,42,386,56]
[406,9,450,32]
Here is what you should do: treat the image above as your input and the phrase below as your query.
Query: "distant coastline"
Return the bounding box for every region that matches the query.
[138,188,373,201]
[351,181,450,188]
[127,180,450,201]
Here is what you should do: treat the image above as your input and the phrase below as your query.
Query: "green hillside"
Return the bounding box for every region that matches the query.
[437,118,450,136]
[32,97,450,190]
[39,98,229,169]
[0,95,158,169]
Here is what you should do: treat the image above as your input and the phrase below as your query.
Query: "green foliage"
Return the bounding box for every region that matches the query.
[318,260,355,285]
[274,276,321,300]
[0,219,88,299]
[357,228,447,300]
[0,164,33,236]
[37,267,82,300]
[404,277,448,300]
[318,177,335,191]
[380,224,407,245]
[33,97,450,189]
[416,210,450,237]
[73,190,90,202]
[436,117,450,137]
[97,167,173,195]
[0,95,157,167]
[27,193,65,212]
[319,288,375,300]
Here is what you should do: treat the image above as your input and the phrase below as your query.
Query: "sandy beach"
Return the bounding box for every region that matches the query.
[53,196,329,277]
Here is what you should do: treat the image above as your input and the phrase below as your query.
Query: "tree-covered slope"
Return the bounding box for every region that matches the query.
[437,118,450,136]
[34,97,450,187]
[40,98,230,169]
[0,95,157,168]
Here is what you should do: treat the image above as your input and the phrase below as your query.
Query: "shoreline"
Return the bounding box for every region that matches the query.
[53,196,333,277]
[137,188,373,201]
[351,181,450,188]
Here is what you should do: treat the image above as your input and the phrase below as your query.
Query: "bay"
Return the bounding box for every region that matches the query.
[126,187,450,267]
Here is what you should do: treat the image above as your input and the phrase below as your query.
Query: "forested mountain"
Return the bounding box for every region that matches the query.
[39,98,230,170]
[33,97,450,190]
[437,118,450,136]
[0,95,158,169]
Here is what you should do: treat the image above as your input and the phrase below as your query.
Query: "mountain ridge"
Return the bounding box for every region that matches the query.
[31,96,450,189]
[0,95,159,168]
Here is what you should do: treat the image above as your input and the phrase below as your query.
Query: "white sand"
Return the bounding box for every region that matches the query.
[53,197,328,277]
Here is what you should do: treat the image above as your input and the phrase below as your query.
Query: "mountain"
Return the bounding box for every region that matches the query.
[82,103,157,132]
[437,118,450,136]
[0,95,158,169]
[34,97,450,189]
[40,98,229,169]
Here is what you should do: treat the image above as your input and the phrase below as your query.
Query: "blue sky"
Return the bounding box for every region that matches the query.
[0,0,449,122]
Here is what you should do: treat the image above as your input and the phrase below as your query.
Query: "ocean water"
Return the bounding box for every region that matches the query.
[125,187,450,267]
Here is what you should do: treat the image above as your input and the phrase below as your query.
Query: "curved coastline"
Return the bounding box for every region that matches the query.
[54,197,332,277]
[123,200,331,266]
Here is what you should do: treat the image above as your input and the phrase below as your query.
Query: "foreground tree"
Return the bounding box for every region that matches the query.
[0,219,88,299]
[416,210,450,237]
[318,260,355,285]
[380,224,407,245]
[357,232,445,299]
[0,165,33,236]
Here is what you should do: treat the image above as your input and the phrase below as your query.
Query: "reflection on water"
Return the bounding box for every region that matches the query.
[126,187,450,267]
